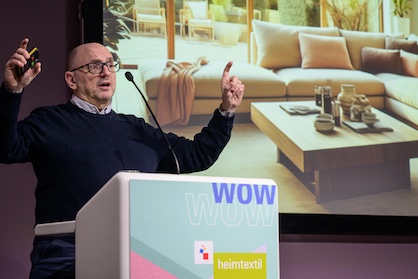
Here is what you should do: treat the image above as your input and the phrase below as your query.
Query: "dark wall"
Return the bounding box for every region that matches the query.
[0,1,80,277]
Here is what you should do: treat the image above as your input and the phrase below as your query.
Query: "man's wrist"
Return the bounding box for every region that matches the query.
[3,82,23,94]
[218,103,235,117]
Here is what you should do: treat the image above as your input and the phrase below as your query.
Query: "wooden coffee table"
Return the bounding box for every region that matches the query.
[251,101,418,203]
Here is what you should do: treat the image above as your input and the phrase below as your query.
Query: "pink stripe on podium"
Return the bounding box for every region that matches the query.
[130,251,178,279]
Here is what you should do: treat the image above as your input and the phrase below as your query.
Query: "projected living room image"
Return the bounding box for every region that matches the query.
[103,0,418,217]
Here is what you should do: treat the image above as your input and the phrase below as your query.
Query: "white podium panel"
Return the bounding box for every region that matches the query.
[75,171,279,279]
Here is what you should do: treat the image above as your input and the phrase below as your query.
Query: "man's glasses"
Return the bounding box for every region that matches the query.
[70,61,120,74]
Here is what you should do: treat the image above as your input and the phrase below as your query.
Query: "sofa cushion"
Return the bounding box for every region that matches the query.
[299,33,353,70]
[187,2,208,20]
[252,20,340,70]
[400,50,418,77]
[408,33,418,43]
[139,59,287,99]
[361,47,401,74]
[385,37,417,53]
[339,30,403,70]
[275,68,385,98]
[376,72,418,109]
[407,34,418,54]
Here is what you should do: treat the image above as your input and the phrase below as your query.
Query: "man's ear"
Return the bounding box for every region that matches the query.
[65,71,77,89]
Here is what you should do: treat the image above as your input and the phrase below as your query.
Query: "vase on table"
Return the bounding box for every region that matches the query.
[337,84,356,117]
[394,16,410,38]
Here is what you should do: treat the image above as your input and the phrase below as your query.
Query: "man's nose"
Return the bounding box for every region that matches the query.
[100,64,111,75]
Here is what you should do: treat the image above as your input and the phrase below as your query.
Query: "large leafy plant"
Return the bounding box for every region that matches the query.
[103,1,133,62]
[392,0,412,17]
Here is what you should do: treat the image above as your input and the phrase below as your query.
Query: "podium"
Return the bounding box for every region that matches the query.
[35,171,279,279]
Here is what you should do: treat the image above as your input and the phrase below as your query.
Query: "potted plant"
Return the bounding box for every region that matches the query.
[392,0,412,17]
[211,1,243,46]
[392,0,412,37]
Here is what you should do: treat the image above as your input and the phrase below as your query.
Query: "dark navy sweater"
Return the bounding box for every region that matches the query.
[0,85,234,224]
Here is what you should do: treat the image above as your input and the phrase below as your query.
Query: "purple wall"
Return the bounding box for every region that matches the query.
[1,1,418,278]
[0,1,79,277]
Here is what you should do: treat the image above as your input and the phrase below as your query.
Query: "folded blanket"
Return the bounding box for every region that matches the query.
[156,56,209,126]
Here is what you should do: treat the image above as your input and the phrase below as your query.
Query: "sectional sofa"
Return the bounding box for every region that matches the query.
[137,59,286,122]
[250,19,418,127]
[138,20,418,127]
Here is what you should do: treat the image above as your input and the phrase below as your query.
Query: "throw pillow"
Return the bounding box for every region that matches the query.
[298,33,354,69]
[385,37,417,53]
[407,33,418,54]
[408,33,418,43]
[361,47,401,74]
[339,30,387,70]
[251,20,340,69]
[400,50,418,77]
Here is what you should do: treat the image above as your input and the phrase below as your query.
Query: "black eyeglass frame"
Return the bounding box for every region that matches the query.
[69,61,120,74]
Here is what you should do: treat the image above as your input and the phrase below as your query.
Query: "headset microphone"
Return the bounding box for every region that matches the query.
[125,71,180,175]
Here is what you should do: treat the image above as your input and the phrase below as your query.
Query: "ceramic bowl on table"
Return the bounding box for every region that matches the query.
[362,112,379,126]
[314,113,335,132]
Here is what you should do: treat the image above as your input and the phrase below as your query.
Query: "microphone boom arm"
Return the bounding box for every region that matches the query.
[125,71,181,175]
